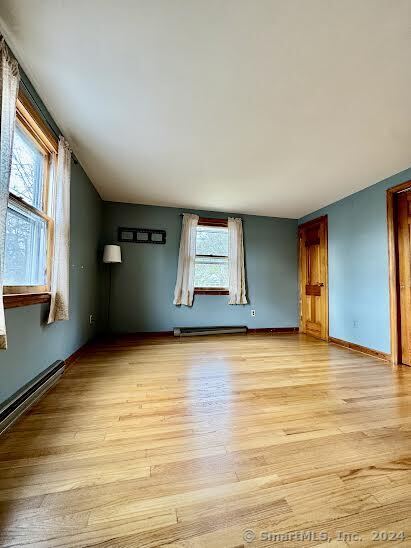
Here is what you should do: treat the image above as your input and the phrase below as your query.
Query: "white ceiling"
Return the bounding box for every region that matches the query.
[0,1,410,218]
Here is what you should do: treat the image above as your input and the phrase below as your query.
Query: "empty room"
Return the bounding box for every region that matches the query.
[0,1,410,546]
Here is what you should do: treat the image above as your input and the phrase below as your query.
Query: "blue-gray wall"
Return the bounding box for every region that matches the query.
[2,65,408,407]
[299,167,411,354]
[0,75,103,405]
[103,202,298,333]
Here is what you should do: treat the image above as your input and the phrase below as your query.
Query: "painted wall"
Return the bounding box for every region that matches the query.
[2,58,407,407]
[0,74,103,405]
[299,167,411,354]
[102,202,298,333]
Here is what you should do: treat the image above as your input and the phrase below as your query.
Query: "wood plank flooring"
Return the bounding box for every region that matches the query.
[0,333,410,547]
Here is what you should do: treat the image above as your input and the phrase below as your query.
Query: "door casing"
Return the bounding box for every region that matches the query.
[298,215,329,341]
[387,179,411,366]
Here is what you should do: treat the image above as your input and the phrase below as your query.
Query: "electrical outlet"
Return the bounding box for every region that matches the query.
[251,309,256,317]
[89,314,94,325]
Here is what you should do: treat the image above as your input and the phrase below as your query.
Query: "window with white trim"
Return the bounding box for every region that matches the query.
[4,91,57,295]
[194,220,229,293]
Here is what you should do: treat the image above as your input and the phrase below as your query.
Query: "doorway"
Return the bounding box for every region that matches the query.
[298,216,329,340]
[387,181,411,365]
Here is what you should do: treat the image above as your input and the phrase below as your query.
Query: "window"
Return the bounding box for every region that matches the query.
[194,218,229,294]
[3,91,58,296]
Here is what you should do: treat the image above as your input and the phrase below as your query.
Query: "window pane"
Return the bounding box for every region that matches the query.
[4,202,47,286]
[194,256,229,288]
[9,123,45,209]
[196,226,228,256]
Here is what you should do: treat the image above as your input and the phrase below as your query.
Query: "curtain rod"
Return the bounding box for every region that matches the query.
[20,78,78,165]
[179,213,229,218]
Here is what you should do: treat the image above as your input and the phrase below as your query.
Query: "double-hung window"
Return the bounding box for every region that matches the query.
[194,218,229,295]
[4,91,57,296]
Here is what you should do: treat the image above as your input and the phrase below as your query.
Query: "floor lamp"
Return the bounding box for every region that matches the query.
[103,245,122,332]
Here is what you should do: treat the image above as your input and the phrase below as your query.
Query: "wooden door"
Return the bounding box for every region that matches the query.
[396,192,411,365]
[299,216,328,340]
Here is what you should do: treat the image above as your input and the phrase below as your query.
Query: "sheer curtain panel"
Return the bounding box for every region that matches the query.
[173,213,199,306]
[48,137,71,323]
[0,38,19,349]
[228,217,247,305]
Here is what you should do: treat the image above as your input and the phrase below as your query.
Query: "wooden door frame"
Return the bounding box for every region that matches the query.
[386,179,411,365]
[298,215,329,340]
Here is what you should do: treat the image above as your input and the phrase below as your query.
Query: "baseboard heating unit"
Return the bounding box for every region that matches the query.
[174,326,247,337]
[0,359,65,436]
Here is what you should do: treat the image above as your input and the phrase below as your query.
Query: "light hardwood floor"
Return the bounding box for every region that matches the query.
[0,333,410,547]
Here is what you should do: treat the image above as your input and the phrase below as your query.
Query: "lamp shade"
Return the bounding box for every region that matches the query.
[103,245,122,264]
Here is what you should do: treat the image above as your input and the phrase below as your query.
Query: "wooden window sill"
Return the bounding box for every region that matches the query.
[194,288,229,295]
[4,293,51,309]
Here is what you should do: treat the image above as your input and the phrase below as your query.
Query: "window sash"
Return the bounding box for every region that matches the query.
[3,194,54,294]
[194,258,229,290]
[10,122,47,210]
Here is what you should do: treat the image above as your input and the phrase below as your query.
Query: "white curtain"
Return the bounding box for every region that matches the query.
[173,213,199,306]
[228,217,247,305]
[48,137,71,323]
[0,39,19,350]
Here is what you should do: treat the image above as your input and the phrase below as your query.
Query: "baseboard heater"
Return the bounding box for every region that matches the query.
[174,326,247,337]
[0,359,65,436]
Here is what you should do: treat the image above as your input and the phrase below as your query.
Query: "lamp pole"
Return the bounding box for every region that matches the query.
[103,245,122,333]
